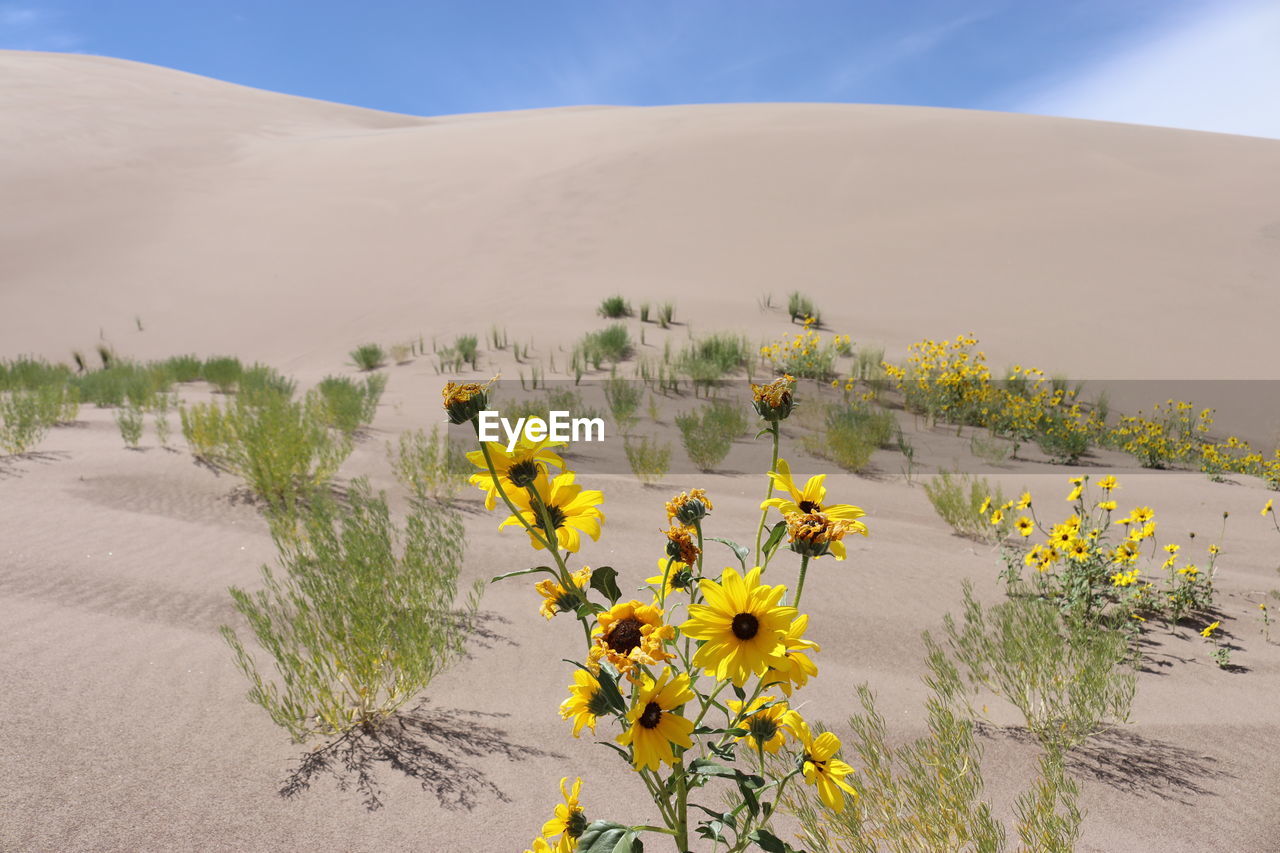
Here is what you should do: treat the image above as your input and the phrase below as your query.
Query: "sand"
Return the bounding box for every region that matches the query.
[2,51,1279,852]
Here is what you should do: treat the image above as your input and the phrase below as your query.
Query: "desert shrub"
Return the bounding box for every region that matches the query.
[163,354,203,383]
[759,323,838,379]
[454,335,479,369]
[805,402,896,473]
[221,480,482,742]
[624,435,670,485]
[575,324,633,368]
[678,333,751,390]
[202,356,244,393]
[1035,411,1091,465]
[657,301,675,327]
[923,471,1010,544]
[0,357,73,391]
[598,295,632,319]
[675,399,744,472]
[787,291,820,324]
[388,425,471,504]
[315,374,386,435]
[180,391,353,516]
[945,581,1136,756]
[239,364,297,401]
[114,403,145,448]
[1111,400,1213,468]
[390,342,413,364]
[639,302,651,323]
[604,374,642,432]
[0,391,53,454]
[349,343,386,372]
[153,393,174,449]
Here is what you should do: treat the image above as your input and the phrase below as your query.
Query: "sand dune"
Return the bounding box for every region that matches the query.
[3,51,1280,852]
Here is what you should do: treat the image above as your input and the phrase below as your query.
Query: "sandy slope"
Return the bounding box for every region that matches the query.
[3,51,1280,852]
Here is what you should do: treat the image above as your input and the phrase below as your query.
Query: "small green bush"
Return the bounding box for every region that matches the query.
[349,343,386,372]
[0,357,73,391]
[0,391,52,455]
[625,435,670,485]
[221,480,482,742]
[945,581,1136,756]
[657,301,675,328]
[923,471,1008,544]
[788,291,820,324]
[239,364,297,401]
[576,324,633,369]
[164,354,204,383]
[454,335,479,370]
[114,403,145,448]
[598,295,632,319]
[388,425,472,505]
[803,402,895,474]
[202,356,244,393]
[315,374,386,435]
[677,333,750,390]
[675,400,744,472]
[604,374,643,432]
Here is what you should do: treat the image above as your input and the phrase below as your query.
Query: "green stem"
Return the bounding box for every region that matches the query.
[792,553,812,610]
[473,433,554,552]
[753,423,781,567]
[673,759,690,852]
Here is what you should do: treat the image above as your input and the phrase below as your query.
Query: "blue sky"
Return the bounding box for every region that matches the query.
[3,0,1278,138]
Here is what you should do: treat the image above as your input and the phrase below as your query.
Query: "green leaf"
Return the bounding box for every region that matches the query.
[576,601,605,618]
[688,757,737,778]
[577,821,634,853]
[707,537,750,569]
[490,565,556,583]
[749,828,800,853]
[762,520,787,556]
[590,565,623,604]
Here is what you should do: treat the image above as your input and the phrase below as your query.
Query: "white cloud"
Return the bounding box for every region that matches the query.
[1021,0,1280,139]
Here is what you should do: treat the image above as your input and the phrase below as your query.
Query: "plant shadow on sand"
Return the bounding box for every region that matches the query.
[0,449,70,478]
[977,723,1233,804]
[280,701,562,811]
[279,610,544,811]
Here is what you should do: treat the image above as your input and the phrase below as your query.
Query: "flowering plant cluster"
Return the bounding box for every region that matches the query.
[442,377,868,852]
[996,474,1224,626]
[758,319,844,380]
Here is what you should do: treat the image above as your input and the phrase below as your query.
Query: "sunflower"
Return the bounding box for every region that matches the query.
[522,838,554,853]
[617,669,695,771]
[727,695,790,753]
[763,615,820,695]
[1097,475,1120,492]
[541,777,588,852]
[535,566,592,620]
[785,712,858,813]
[499,471,604,552]
[647,558,694,598]
[560,668,612,737]
[784,511,861,560]
[751,375,795,421]
[681,567,796,686]
[666,488,713,526]
[761,458,868,525]
[1015,516,1034,537]
[588,600,675,678]
[1200,620,1221,638]
[1016,491,1033,510]
[467,436,565,510]
[1066,539,1090,561]
[1264,499,1274,517]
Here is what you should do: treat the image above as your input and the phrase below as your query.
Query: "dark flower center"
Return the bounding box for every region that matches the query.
[508,459,540,487]
[639,701,663,729]
[798,500,822,513]
[732,612,760,640]
[608,618,644,655]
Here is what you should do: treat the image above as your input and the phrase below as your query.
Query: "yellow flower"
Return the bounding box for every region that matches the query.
[762,615,820,695]
[785,712,858,813]
[1264,499,1274,517]
[1098,500,1117,512]
[1097,475,1119,492]
[785,511,863,560]
[560,668,610,738]
[979,496,992,515]
[499,470,604,552]
[1164,543,1180,555]
[727,695,790,754]
[522,837,554,853]
[666,488,713,526]
[682,567,797,686]
[989,509,1004,525]
[1067,485,1083,502]
[1177,564,1200,577]
[1208,544,1220,556]
[751,375,795,421]
[541,777,588,851]
[589,600,675,679]
[1131,506,1154,524]
[534,566,592,620]
[1067,539,1090,561]
[1015,517,1034,537]
[618,669,696,771]
[466,436,565,510]
[1201,620,1221,638]
[441,378,494,424]
[1016,492,1033,510]
[761,459,869,526]
[647,558,694,597]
